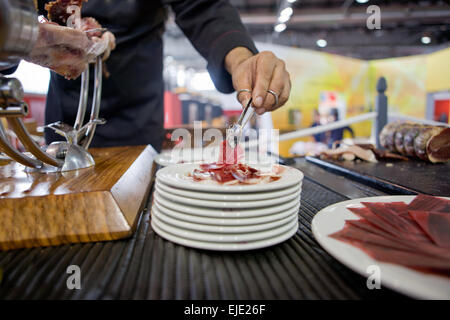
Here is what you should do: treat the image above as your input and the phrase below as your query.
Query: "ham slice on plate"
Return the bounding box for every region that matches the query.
[407,194,450,212]
[190,140,282,185]
[218,140,244,165]
[330,195,450,276]
[409,211,450,249]
[362,202,425,235]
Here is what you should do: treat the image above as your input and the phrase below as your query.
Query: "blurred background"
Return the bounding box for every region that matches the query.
[12,0,450,156]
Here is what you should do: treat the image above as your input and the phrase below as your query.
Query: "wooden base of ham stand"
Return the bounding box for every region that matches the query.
[0,145,157,251]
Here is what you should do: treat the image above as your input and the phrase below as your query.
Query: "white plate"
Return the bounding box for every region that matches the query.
[154,200,300,226]
[151,218,298,251]
[311,195,450,300]
[153,194,300,218]
[155,186,301,209]
[156,163,303,193]
[152,214,298,243]
[152,205,297,233]
[156,179,301,201]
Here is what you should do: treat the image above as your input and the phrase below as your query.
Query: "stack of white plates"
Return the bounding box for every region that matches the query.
[152,163,304,251]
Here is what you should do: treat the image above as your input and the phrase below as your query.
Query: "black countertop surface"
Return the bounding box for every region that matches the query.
[0,159,413,300]
[306,157,450,196]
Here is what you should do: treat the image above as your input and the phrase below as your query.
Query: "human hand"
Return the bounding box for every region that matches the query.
[26,23,115,79]
[225,47,291,115]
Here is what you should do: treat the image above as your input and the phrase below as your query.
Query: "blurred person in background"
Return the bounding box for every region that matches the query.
[310,109,325,143]
[325,108,354,148]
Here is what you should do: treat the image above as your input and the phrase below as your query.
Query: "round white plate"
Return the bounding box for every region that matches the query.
[156,179,301,201]
[152,205,297,234]
[155,186,301,209]
[152,214,298,243]
[154,200,300,226]
[153,194,300,218]
[156,163,303,193]
[151,218,298,251]
[311,195,450,300]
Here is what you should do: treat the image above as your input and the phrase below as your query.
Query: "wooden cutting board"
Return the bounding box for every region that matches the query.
[0,145,157,251]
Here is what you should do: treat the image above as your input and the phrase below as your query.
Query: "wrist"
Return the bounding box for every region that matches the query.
[224,47,254,75]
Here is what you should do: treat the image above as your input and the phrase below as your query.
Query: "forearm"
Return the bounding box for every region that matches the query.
[225,47,254,76]
[168,0,258,93]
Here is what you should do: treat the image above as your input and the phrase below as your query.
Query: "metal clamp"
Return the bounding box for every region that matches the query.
[44,56,105,171]
[0,0,106,172]
[0,56,105,172]
[0,76,62,169]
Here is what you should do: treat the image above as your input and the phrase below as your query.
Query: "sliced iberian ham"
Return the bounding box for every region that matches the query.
[330,195,450,276]
[191,163,282,185]
[218,140,244,165]
[409,211,450,249]
[190,140,282,185]
[407,194,450,212]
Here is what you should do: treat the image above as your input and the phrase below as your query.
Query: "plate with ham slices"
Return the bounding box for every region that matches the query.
[151,163,303,250]
[156,163,303,193]
[151,139,303,251]
[312,195,450,299]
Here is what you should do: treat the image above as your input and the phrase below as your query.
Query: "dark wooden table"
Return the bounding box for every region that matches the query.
[0,159,417,300]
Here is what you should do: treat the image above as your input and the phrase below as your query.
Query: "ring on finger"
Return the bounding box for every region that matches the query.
[236,89,252,102]
[267,90,279,108]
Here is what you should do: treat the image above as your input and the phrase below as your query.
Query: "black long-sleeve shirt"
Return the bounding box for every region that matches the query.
[37,0,257,151]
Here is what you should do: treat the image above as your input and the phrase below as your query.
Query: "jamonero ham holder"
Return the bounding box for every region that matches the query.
[0,0,157,251]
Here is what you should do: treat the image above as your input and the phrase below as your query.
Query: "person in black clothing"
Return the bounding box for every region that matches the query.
[26,0,291,152]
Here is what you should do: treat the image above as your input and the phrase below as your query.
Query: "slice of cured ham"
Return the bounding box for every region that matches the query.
[407,194,450,212]
[191,163,281,185]
[218,140,243,165]
[409,211,450,249]
[190,139,282,185]
[329,195,450,276]
[362,202,425,235]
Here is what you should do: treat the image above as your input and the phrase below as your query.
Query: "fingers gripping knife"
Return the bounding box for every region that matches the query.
[0,0,105,172]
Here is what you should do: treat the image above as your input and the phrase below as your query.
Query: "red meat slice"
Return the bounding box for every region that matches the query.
[362,202,426,236]
[409,211,450,248]
[330,222,417,252]
[348,207,427,242]
[348,240,450,271]
[383,202,408,215]
[407,194,450,213]
[330,196,450,276]
[218,140,243,165]
[345,220,450,259]
[348,207,398,236]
